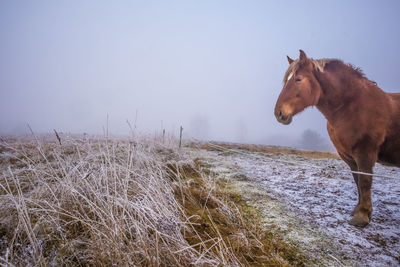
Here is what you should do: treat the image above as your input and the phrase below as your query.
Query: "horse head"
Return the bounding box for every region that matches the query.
[274,50,322,125]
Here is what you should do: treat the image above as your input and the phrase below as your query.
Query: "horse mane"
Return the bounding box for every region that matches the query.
[330,61,377,85]
[283,58,375,85]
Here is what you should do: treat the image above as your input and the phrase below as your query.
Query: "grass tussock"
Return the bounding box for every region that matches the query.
[168,160,308,266]
[0,134,306,266]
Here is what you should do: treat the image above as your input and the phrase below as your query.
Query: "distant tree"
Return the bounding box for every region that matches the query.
[298,129,330,151]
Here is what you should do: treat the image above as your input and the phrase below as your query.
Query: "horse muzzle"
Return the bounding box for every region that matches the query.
[275,109,293,125]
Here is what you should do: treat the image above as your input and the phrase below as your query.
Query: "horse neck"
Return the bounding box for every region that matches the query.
[314,69,361,123]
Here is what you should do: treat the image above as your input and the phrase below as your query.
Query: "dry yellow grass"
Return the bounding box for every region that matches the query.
[200,142,339,159]
[0,134,309,266]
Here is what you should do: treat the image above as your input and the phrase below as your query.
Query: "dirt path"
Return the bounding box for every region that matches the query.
[192,148,400,266]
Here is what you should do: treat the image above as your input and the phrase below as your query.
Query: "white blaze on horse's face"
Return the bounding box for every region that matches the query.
[286,72,294,83]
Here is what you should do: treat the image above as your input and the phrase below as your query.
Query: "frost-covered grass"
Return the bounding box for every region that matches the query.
[0,135,306,266]
[0,134,198,266]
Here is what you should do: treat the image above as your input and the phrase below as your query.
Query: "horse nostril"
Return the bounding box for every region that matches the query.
[278,110,283,119]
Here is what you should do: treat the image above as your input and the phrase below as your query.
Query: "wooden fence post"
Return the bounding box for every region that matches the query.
[53,129,62,145]
[162,129,166,144]
[179,126,183,149]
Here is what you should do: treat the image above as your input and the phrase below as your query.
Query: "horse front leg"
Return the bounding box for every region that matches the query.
[339,153,361,216]
[349,153,376,227]
[351,172,361,216]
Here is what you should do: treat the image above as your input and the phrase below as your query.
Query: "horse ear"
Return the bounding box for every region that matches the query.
[287,56,294,64]
[299,49,307,62]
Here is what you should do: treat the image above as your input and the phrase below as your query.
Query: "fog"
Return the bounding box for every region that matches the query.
[1,1,400,150]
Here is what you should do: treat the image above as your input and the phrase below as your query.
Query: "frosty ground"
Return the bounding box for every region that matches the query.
[191,145,400,266]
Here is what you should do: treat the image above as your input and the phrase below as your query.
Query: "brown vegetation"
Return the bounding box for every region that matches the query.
[200,142,339,159]
[0,135,309,266]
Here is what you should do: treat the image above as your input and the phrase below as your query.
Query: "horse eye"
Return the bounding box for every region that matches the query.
[295,77,302,83]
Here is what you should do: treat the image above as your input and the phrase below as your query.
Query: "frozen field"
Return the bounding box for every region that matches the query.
[194,146,400,266]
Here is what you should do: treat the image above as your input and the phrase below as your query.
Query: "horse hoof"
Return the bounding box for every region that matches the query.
[351,207,358,216]
[349,216,369,228]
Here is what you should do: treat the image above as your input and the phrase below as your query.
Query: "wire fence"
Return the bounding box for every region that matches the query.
[201,142,398,180]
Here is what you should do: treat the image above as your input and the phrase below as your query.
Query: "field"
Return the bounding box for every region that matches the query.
[0,135,399,266]
[196,142,400,266]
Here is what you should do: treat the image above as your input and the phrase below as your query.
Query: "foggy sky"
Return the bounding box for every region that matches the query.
[1,1,400,148]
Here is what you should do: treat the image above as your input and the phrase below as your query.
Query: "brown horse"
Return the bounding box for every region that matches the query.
[274,50,400,227]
